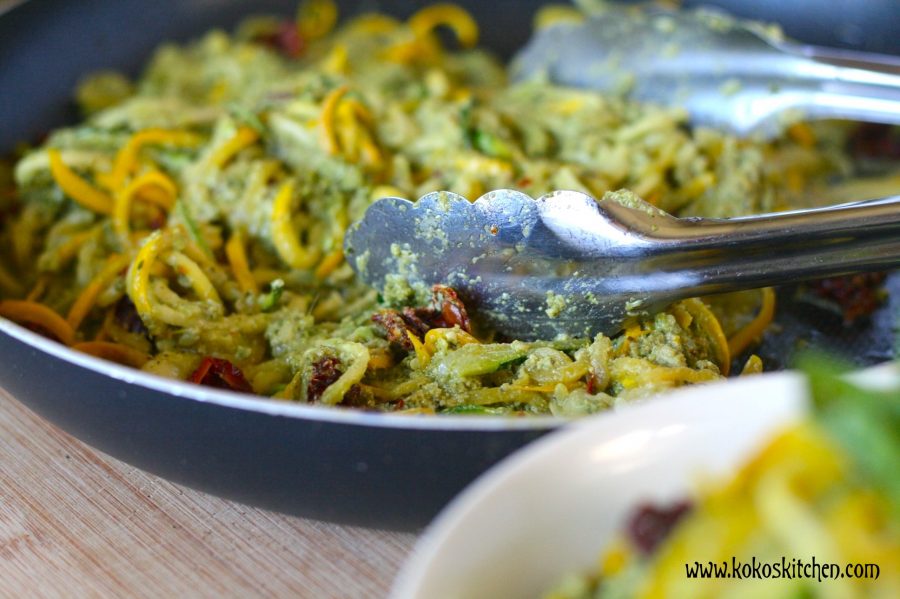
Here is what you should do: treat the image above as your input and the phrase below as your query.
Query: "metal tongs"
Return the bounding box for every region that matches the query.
[511,5,900,137]
[344,5,900,340]
[344,191,900,340]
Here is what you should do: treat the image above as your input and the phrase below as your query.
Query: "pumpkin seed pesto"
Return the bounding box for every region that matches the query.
[0,3,853,414]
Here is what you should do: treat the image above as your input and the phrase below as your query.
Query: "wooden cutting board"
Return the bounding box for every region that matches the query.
[0,387,417,598]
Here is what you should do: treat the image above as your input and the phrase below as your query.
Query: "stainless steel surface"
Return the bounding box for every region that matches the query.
[345,190,900,340]
[511,5,900,137]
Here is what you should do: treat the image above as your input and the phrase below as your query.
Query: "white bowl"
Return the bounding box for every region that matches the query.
[391,363,898,599]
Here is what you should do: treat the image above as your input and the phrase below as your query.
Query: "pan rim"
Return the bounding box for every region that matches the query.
[0,316,566,431]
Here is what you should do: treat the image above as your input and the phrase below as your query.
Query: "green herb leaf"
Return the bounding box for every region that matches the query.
[176,199,211,256]
[800,353,900,515]
[260,278,285,312]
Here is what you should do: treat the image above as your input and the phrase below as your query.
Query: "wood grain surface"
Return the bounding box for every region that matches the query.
[0,387,417,598]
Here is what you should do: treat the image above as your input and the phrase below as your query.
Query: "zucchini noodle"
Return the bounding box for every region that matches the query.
[0,1,881,413]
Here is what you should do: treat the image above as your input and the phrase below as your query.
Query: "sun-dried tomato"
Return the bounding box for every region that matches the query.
[255,21,306,58]
[431,285,472,332]
[849,123,900,160]
[307,356,343,403]
[586,373,600,395]
[189,357,253,393]
[627,500,693,555]
[371,285,473,352]
[372,310,416,351]
[808,272,887,324]
[341,384,366,408]
[114,296,148,336]
[400,307,433,336]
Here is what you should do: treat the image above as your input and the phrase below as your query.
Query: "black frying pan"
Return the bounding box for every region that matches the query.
[1,0,897,531]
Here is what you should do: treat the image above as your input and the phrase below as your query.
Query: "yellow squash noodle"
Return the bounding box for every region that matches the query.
[47,149,114,215]
[104,128,202,191]
[408,4,479,48]
[345,13,401,36]
[135,173,176,210]
[319,84,350,156]
[406,330,431,367]
[322,43,350,75]
[318,343,370,405]
[423,327,479,354]
[740,354,764,375]
[207,126,260,169]
[0,300,76,346]
[126,230,164,319]
[314,249,344,280]
[66,253,133,332]
[534,5,585,29]
[366,348,395,370]
[164,251,223,307]
[680,298,731,375]
[271,180,317,269]
[72,341,151,369]
[25,276,49,302]
[114,170,177,249]
[1,3,871,414]
[225,229,259,294]
[728,287,776,357]
[297,0,338,40]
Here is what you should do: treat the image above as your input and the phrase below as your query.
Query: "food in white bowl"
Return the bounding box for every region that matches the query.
[391,360,899,598]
